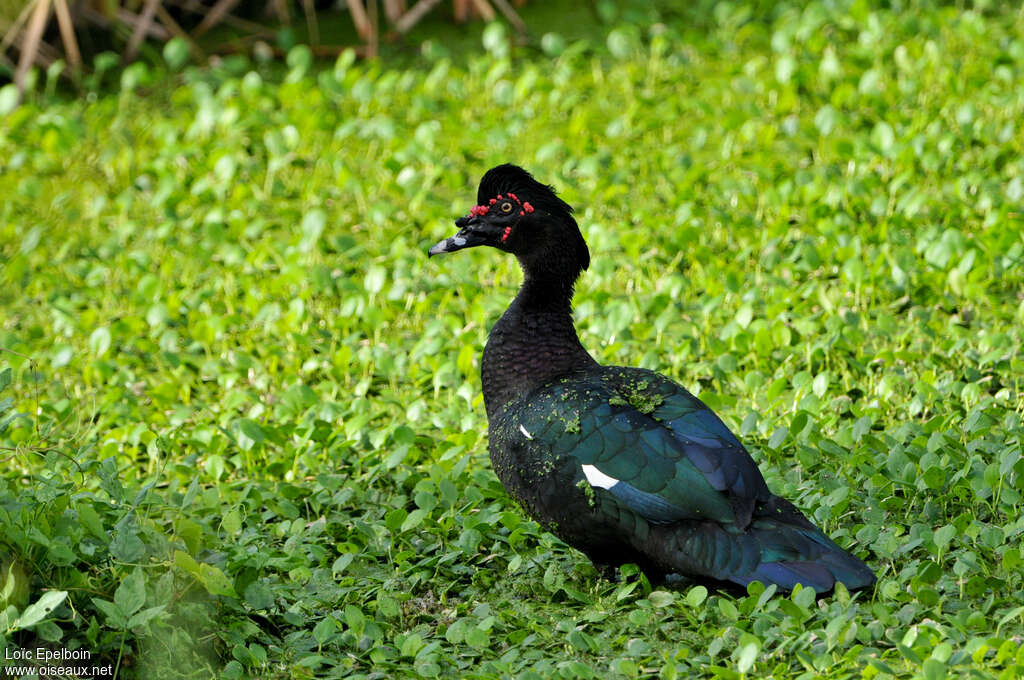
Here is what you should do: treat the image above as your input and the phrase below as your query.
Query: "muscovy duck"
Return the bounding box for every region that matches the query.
[428,164,876,592]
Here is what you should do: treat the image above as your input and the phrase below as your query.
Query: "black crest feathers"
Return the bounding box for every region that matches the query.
[477,164,589,271]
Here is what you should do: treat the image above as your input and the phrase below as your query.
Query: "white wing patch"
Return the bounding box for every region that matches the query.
[581,464,619,490]
[519,424,534,440]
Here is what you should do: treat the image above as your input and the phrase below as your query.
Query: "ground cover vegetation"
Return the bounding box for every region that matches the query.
[1,1,1023,677]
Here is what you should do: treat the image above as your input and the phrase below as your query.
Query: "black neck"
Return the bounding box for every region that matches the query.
[481,267,596,418]
[515,270,576,312]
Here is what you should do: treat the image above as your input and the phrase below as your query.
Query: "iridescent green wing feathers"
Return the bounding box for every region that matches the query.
[515,369,770,528]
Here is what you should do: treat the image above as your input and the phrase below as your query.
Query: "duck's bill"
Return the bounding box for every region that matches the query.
[427,229,487,256]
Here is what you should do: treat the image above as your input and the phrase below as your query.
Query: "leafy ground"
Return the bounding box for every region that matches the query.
[2,1,1024,678]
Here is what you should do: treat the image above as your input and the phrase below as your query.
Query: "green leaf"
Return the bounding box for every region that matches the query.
[114,568,146,617]
[541,33,567,57]
[244,582,275,611]
[198,563,236,598]
[222,509,242,534]
[401,508,428,532]
[482,22,509,58]
[14,591,67,630]
[606,28,635,59]
[313,617,337,645]
[648,590,674,608]
[109,523,145,562]
[934,525,957,554]
[465,624,490,648]
[737,641,758,674]
[162,37,190,69]
[173,550,201,577]
[237,419,265,451]
[89,327,112,358]
[286,45,313,80]
[175,518,203,554]
[0,559,29,609]
[685,586,708,608]
[344,604,365,632]
[300,210,326,253]
[0,84,19,116]
[996,606,1024,634]
[792,585,816,609]
[77,502,108,541]
[127,605,167,629]
[400,632,424,657]
[768,426,788,449]
[364,265,387,295]
[922,658,946,680]
[91,597,127,629]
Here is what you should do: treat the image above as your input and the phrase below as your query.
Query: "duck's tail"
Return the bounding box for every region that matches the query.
[662,498,876,592]
[733,520,877,591]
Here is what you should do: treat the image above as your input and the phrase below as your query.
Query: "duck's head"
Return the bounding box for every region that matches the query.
[429,164,590,282]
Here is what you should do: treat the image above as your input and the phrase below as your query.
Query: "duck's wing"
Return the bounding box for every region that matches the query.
[516,370,770,529]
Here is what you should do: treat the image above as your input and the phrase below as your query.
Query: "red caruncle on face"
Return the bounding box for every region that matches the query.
[468,192,535,219]
[464,192,536,243]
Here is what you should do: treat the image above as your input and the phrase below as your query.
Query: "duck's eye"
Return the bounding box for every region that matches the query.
[500,201,513,213]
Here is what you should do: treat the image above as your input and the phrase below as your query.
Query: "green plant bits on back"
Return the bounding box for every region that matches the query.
[627,390,663,415]
[576,478,596,507]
